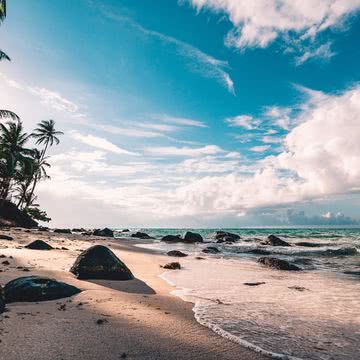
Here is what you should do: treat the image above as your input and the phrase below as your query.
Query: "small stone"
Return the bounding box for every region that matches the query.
[162,262,181,270]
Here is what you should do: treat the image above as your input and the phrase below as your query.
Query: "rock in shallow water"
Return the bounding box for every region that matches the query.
[70,245,134,280]
[93,228,114,237]
[167,250,188,257]
[54,228,72,234]
[202,246,221,254]
[213,231,240,242]
[0,234,13,240]
[257,257,302,271]
[261,234,291,247]
[4,276,81,303]
[25,239,53,250]
[183,231,203,243]
[131,232,153,239]
[161,235,182,243]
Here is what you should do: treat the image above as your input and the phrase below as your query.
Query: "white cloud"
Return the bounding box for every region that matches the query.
[225,115,258,129]
[262,136,283,144]
[145,145,224,157]
[187,0,360,61]
[250,145,271,153]
[264,106,292,130]
[295,41,336,65]
[70,131,139,156]
[156,114,208,128]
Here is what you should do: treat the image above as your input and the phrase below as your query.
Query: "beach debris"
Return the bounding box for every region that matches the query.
[244,282,266,286]
[258,257,302,271]
[202,246,221,254]
[213,231,240,243]
[4,276,81,303]
[161,235,183,243]
[25,239,53,250]
[183,231,203,243]
[288,286,309,292]
[167,250,188,257]
[195,256,205,260]
[261,234,291,247]
[131,231,153,239]
[162,262,181,270]
[93,228,114,237]
[0,234,13,240]
[96,318,108,325]
[70,245,134,280]
[53,228,72,234]
[0,286,5,313]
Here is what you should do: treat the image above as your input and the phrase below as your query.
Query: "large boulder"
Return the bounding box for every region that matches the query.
[131,232,152,239]
[0,200,37,228]
[70,245,134,280]
[167,250,188,257]
[54,228,72,234]
[25,240,53,250]
[93,228,114,237]
[213,231,240,243]
[257,257,302,271]
[0,286,5,313]
[161,235,182,243]
[261,235,291,247]
[4,276,81,303]
[183,231,203,243]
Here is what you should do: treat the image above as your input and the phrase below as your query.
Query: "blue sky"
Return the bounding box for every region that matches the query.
[1,0,360,227]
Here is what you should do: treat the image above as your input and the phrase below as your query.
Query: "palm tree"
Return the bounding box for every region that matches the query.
[22,149,50,208]
[32,120,63,159]
[0,121,32,199]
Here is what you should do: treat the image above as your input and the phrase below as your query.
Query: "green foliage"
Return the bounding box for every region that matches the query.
[24,206,52,223]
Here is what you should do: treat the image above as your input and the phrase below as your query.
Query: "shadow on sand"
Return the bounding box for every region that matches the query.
[86,278,156,295]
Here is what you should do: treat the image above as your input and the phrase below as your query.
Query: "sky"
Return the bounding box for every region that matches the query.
[1,0,360,227]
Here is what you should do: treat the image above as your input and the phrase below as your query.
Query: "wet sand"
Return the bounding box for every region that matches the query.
[0,229,265,360]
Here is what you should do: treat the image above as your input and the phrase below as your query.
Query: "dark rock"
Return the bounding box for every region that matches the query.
[38,227,49,232]
[288,286,309,291]
[131,232,152,239]
[213,231,240,242]
[167,250,188,257]
[258,257,302,271]
[261,235,291,247]
[72,228,86,233]
[343,270,360,276]
[183,231,203,243]
[54,228,72,234]
[0,285,5,314]
[196,256,205,260]
[0,199,38,228]
[2,260,10,265]
[295,242,323,247]
[0,286,5,313]
[4,276,81,303]
[61,247,69,251]
[122,229,130,233]
[162,262,181,270]
[0,234,13,240]
[161,235,182,243]
[93,228,114,237]
[25,240,53,250]
[70,245,134,280]
[202,246,221,254]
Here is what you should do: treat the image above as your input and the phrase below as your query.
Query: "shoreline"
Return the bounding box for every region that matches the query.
[0,228,265,360]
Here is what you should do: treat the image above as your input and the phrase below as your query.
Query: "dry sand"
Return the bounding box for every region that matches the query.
[0,229,265,360]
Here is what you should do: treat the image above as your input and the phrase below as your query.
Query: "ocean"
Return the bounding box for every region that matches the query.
[116,227,360,359]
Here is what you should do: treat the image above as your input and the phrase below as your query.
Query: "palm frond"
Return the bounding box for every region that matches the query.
[0,110,19,121]
[0,50,10,61]
[0,0,6,22]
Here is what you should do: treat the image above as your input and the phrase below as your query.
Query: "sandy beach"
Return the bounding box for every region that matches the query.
[0,229,265,360]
